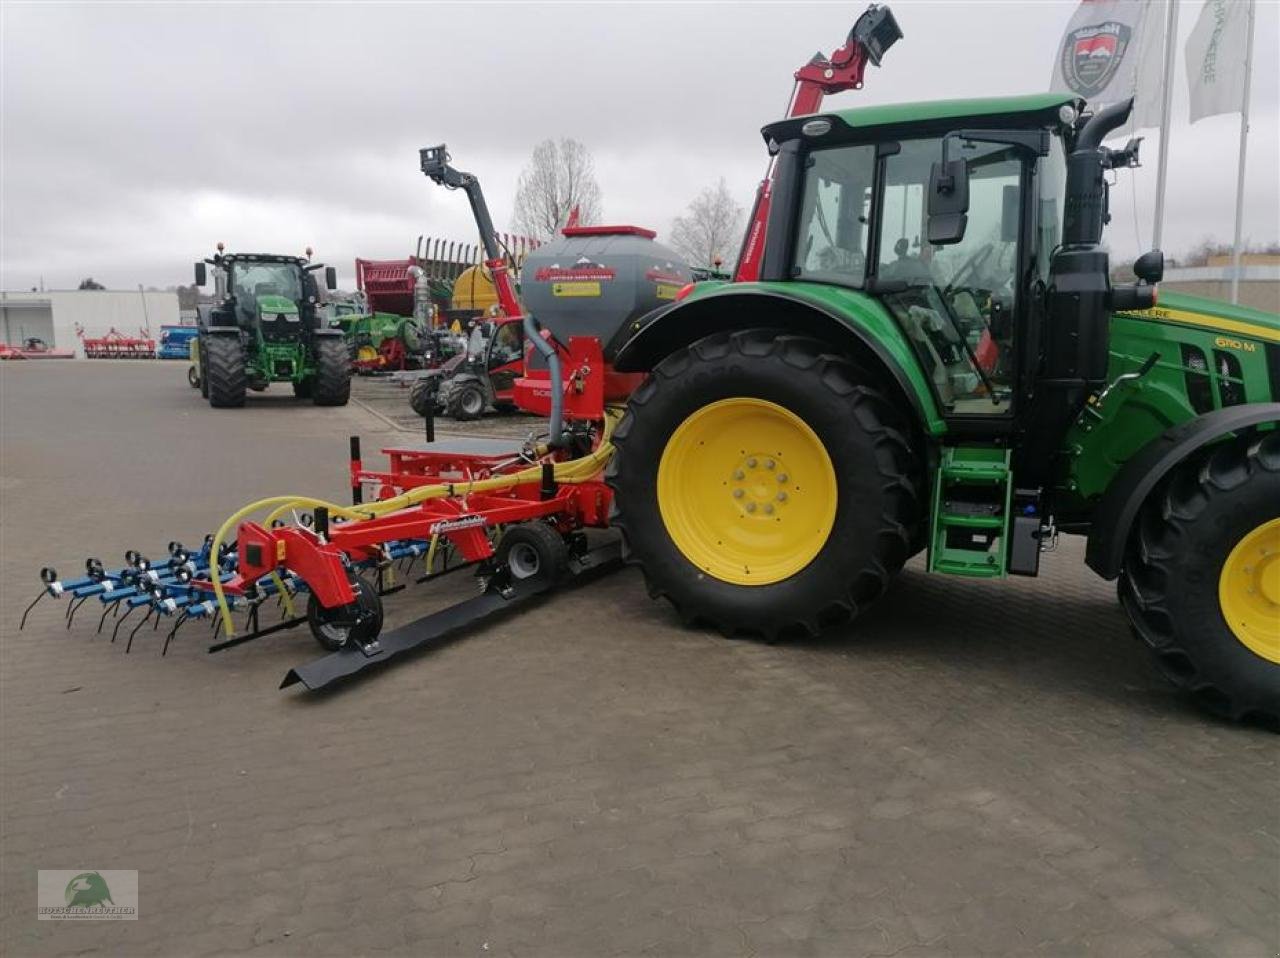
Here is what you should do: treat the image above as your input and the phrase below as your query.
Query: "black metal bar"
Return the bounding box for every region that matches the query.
[207,616,308,654]
[96,600,120,635]
[281,541,623,692]
[350,436,363,505]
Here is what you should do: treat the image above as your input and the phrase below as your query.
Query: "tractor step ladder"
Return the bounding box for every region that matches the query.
[927,446,1013,578]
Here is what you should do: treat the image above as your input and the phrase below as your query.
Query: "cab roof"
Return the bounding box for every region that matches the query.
[763,93,1081,145]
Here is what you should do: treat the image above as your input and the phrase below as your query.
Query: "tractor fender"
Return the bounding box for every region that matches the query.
[610,287,940,431]
[310,328,344,338]
[1084,402,1280,579]
[201,325,241,337]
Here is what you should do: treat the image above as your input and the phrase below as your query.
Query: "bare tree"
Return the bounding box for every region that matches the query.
[512,139,602,239]
[668,179,744,270]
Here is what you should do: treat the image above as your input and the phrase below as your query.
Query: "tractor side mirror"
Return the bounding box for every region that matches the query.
[1133,249,1164,284]
[325,266,337,290]
[194,262,207,287]
[927,159,969,246]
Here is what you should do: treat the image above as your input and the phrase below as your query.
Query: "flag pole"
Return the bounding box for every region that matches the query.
[1151,0,1180,251]
[1229,0,1256,305]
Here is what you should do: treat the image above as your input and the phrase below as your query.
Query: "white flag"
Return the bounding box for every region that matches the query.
[1049,0,1167,129]
[1185,0,1250,122]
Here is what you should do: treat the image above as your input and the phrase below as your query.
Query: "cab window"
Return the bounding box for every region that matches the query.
[792,145,876,287]
[876,138,1024,415]
[489,321,523,367]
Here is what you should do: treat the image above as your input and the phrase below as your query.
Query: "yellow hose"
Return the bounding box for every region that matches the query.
[210,407,624,635]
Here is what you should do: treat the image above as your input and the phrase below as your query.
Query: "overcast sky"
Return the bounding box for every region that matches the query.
[2,0,1277,291]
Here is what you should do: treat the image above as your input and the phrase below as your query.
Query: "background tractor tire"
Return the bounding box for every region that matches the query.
[204,335,246,408]
[608,330,923,640]
[311,338,351,406]
[292,377,313,399]
[409,377,438,418]
[1119,428,1280,725]
[448,382,486,421]
[495,522,570,585]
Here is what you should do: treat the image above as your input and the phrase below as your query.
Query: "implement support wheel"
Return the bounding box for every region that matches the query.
[306,575,383,652]
[496,523,569,585]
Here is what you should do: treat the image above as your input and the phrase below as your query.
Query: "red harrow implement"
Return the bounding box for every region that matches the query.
[78,326,157,359]
[23,7,898,692]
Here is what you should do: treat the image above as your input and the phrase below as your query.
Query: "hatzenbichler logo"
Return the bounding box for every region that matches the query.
[38,870,138,920]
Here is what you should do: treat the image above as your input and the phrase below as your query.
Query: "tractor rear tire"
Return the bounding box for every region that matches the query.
[495,523,569,585]
[608,330,923,640]
[1119,428,1280,725]
[306,575,383,652]
[204,335,246,408]
[311,338,351,406]
[449,382,486,421]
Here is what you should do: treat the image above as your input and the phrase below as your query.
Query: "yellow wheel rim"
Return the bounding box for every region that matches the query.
[356,345,378,363]
[1218,517,1280,664]
[657,398,837,586]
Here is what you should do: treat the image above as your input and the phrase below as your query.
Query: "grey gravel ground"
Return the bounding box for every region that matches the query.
[1,361,1276,957]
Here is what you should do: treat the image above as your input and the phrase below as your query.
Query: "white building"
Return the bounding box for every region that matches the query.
[0,289,180,356]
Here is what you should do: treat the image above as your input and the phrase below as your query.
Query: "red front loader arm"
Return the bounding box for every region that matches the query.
[734,4,902,282]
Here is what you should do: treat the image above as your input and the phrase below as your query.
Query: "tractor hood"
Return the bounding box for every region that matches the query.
[1118,290,1279,345]
[256,294,299,317]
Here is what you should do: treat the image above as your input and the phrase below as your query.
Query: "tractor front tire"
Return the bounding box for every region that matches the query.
[311,338,351,406]
[1120,428,1280,725]
[609,330,923,640]
[204,335,246,408]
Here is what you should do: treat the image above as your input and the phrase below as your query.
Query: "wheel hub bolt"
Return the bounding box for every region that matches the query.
[746,502,757,513]
[777,474,789,483]
[732,489,744,499]
[734,469,745,480]
[764,503,774,515]
[765,459,775,470]
[777,491,787,502]
[746,458,758,469]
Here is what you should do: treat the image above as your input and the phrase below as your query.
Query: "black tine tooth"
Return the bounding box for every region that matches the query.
[95,600,119,636]
[66,595,88,630]
[126,609,153,653]
[162,612,188,656]
[111,605,136,643]
[18,591,45,631]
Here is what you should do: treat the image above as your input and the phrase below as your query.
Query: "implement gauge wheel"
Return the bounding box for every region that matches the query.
[496,523,569,585]
[306,575,383,652]
[609,330,923,640]
[312,337,352,406]
[1120,428,1280,725]
[187,365,199,389]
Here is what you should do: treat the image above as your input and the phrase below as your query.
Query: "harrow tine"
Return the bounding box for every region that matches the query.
[18,591,45,631]
[96,599,123,636]
[162,611,189,656]
[65,595,90,630]
[125,608,154,653]
[111,605,137,644]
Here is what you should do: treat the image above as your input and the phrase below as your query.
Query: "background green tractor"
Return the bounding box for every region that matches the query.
[191,248,350,407]
[609,94,1279,724]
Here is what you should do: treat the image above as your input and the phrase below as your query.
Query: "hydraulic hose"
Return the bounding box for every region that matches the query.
[209,408,623,634]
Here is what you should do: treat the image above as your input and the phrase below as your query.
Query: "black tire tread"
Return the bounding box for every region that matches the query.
[607,329,922,640]
[204,335,246,408]
[312,338,351,406]
[1119,428,1280,725]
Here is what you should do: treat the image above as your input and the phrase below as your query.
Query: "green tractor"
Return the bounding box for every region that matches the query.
[609,93,1279,723]
[191,247,351,407]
